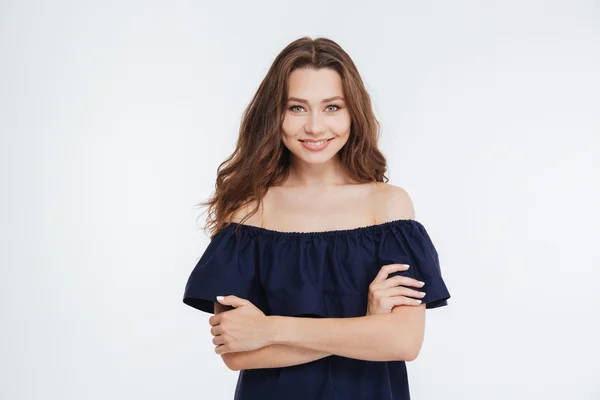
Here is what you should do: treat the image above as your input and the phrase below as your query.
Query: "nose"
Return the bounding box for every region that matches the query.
[304,111,327,136]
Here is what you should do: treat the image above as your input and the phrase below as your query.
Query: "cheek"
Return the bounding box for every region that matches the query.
[281,130,295,149]
[281,115,300,136]
[330,115,352,136]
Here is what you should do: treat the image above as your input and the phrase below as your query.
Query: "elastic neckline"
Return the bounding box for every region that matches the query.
[226,218,420,238]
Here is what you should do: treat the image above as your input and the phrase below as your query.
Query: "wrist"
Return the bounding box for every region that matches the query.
[265,315,286,345]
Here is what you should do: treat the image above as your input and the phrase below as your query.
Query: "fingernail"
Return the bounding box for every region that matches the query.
[216,296,224,300]
[419,281,425,286]
[405,264,410,268]
[420,292,426,295]
[416,300,422,304]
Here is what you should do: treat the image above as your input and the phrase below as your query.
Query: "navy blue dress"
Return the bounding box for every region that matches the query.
[183,219,451,400]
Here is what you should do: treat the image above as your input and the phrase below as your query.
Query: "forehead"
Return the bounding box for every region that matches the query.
[287,67,343,98]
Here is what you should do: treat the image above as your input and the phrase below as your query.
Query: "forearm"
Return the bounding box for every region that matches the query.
[224,344,331,371]
[267,313,415,362]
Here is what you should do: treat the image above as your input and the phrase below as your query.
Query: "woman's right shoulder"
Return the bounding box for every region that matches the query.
[227,199,264,228]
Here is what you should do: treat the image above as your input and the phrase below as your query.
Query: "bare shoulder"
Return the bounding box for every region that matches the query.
[371,182,415,224]
[228,199,264,227]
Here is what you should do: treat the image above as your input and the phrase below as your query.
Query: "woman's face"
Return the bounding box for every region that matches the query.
[281,67,351,164]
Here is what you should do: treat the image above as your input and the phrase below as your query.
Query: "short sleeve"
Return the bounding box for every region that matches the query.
[377,221,451,309]
[182,225,262,314]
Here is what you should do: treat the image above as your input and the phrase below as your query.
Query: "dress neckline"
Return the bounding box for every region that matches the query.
[225,218,421,238]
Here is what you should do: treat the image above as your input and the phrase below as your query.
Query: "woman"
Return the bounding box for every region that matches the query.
[183,36,451,400]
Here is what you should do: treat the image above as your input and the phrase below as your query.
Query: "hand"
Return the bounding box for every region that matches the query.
[209,295,271,355]
[366,263,426,316]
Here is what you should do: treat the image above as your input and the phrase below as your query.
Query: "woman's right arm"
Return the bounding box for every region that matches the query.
[215,302,331,371]
[214,204,330,370]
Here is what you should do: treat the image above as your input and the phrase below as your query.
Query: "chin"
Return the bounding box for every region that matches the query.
[293,148,339,164]
[301,157,333,164]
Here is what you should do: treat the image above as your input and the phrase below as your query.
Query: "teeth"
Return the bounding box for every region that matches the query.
[304,139,329,146]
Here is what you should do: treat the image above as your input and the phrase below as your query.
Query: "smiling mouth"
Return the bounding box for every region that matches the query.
[299,138,334,143]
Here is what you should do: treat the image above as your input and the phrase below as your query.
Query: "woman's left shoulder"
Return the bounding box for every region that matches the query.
[370,182,416,223]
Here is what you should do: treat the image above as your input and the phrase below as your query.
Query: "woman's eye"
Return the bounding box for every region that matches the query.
[288,104,341,113]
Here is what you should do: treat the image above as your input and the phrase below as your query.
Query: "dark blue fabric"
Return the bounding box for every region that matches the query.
[183,219,451,400]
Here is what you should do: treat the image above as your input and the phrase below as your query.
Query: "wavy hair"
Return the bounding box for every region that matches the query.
[197,36,389,239]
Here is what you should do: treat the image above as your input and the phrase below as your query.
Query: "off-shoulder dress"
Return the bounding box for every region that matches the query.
[183,219,451,400]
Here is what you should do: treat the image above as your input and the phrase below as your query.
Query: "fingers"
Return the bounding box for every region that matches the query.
[212,334,226,346]
[388,295,424,307]
[376,286,426,301]
[373,293,423,312]
[371,263,411,284]
[368,264,427,310]
[216,295,249,308]
[208,314,221,326]
[215,344,229,355]
[372,274,425,291]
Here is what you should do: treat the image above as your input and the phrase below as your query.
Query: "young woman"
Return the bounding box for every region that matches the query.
[183,36,451,400]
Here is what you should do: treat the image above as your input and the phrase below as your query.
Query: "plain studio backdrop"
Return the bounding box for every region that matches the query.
[1,1,599,399]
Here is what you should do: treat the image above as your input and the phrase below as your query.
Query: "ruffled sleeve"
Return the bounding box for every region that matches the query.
[182,224,262,314]
[377,220,451,309]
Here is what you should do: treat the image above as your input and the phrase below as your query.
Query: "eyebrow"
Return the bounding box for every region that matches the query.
[287,96,345,104]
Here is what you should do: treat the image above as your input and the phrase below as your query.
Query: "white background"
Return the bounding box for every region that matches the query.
[1,1,599,399]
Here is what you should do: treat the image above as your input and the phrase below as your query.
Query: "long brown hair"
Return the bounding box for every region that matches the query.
[197,36,389,239]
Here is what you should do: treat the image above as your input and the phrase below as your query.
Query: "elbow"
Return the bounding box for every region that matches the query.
[403,345,421,362]
[221,354,241,371]
[395,337,424,362]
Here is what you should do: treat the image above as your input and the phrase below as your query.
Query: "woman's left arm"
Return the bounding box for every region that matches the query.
[211,295,425,362]
[267,304,426,362]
